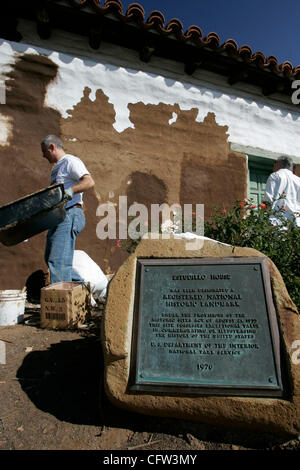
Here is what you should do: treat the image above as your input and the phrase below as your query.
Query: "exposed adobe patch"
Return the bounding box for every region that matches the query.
[179,113,247,218]
[61,97,247,274]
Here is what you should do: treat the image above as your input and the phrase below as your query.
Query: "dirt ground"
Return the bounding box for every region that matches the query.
[0,304,299,453]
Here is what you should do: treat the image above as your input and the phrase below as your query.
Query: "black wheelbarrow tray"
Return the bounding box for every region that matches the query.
[0,183,66,246]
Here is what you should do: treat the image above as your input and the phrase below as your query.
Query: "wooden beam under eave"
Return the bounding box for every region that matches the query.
[262,80,285,96]
[185,61,197,75]
[228,67,248,86]
[89,25,103,50]
[0,16,22,42]
[37,22,52,40]
[36,7,51,40]
[139,45,156,63]
[184,57,203,76]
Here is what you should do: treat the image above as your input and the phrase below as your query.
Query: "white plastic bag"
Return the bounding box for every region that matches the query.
[73,250,108,304]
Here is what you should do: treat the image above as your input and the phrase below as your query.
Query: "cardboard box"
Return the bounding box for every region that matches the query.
[40,282,91,329]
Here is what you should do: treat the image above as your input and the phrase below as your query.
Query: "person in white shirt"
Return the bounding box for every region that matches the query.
[41,135,95,283]
[264,156,300,227]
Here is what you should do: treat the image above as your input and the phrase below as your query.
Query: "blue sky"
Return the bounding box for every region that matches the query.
[120,0,300,67]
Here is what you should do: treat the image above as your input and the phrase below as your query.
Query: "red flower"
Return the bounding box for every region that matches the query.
[239,201,245,208]
[248,205,256,210]
[221,209,226,214]
[117,239,122,248]
[259,203,266,209]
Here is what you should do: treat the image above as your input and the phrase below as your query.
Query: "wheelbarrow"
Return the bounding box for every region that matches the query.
[0,183,67,246]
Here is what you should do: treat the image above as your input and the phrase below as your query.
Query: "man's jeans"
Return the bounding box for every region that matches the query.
[45,207,85,284]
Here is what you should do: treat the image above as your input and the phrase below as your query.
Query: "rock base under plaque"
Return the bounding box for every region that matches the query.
[101,237,300,436]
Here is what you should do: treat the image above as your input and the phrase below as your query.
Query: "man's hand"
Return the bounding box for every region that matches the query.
[64,187,74,201]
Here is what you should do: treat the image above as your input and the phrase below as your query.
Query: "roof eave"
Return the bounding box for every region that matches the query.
[0,0,299,99]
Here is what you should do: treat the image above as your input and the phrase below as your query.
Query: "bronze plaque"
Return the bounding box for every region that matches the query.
[129,258,284,397]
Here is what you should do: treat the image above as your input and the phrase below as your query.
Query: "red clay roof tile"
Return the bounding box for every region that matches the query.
[3,0,299,93]
[86,0,298,76]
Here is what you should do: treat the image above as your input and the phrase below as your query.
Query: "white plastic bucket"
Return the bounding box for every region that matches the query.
[0,290,26,326]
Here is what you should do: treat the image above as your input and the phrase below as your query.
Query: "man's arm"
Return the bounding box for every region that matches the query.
[72,174,95,194]
[264,173,279,204]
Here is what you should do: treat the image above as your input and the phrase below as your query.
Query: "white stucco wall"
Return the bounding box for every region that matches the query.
[0,19,300,163]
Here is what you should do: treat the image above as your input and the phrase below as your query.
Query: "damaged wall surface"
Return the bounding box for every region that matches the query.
[0,27,299,289]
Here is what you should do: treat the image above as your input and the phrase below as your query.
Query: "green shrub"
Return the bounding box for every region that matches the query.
[204,199,300,311]
[117,198,299,311]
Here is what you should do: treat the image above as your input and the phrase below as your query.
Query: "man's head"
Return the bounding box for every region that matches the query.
[41,135,65,164]
[274,156,293,172]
